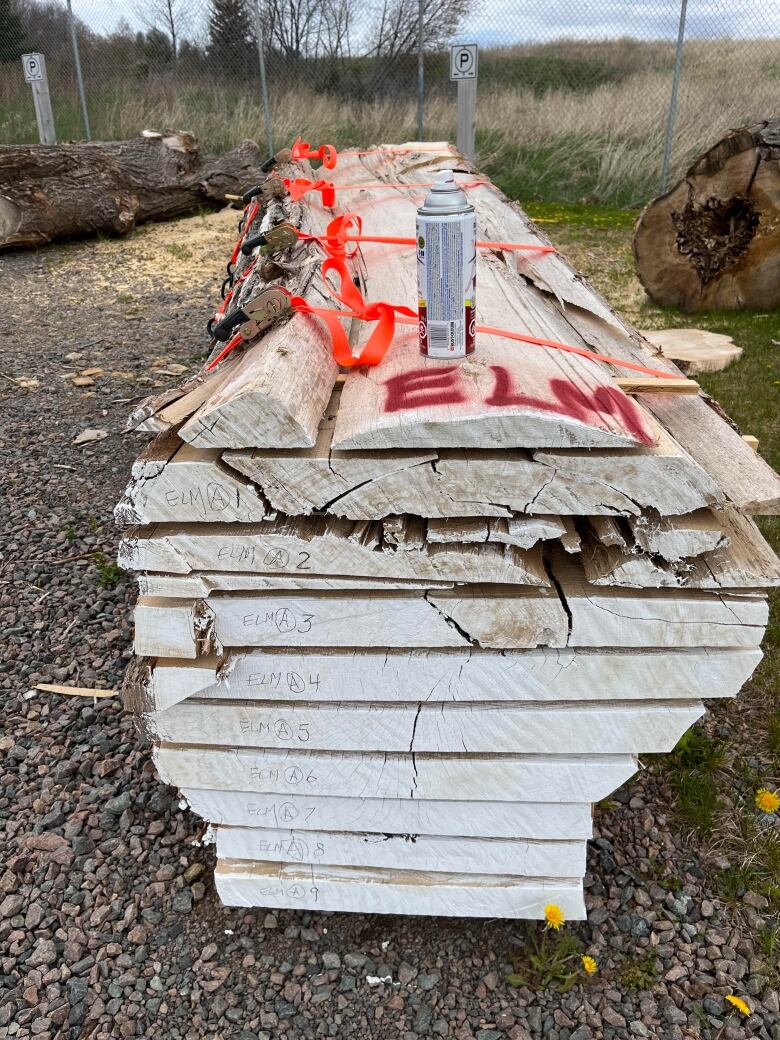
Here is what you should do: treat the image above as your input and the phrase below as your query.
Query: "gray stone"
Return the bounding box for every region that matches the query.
[417,973,440,991]
[27,939,57,968]
[322,952,341,970]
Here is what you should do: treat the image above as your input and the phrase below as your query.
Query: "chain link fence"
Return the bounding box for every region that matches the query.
[1,0,778,204]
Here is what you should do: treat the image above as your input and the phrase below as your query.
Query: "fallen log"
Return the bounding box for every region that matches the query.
[0,131,266,250]
[633,120,780,310]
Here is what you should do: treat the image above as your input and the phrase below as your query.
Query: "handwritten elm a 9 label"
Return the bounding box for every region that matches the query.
[242,607,315,634]
[239,716,311,742]
[248,671,322,695]
[251,883,319,904]
[217,545,311,570]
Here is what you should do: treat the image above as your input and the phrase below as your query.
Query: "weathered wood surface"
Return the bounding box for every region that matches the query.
[115,432,267,525]
[133,646,759,713]
[119,519,548,584]
[628,509,726,561]
[643,329,743,374]
[146,698,703,754]
[132,586,568,658]
[215,859,587,918]
[155,745,638,802]
[203,435,723,519]
[581,506,780,588]
[135,572,454,599]
[326,156,658,450]
[215,825,586,876]
[644,395,780,515]
[181,788,593,839]
[555,563,768,649]
[0,132,266,250]
[633,121,780,311]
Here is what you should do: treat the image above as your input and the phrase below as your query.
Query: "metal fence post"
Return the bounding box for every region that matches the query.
[417,0,424,140]
[253,0,274,157]
[66,0,91,141]
[660,0,688,193]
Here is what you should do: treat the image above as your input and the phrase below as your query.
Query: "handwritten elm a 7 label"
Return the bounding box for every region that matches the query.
[241,607,315,634]
[245,800,317,824]
[247,671,322,695]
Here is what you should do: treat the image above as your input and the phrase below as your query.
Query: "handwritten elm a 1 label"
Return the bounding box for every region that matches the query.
[162,483,234,512]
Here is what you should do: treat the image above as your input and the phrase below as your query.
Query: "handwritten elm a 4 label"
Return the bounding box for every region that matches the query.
[417,169,477,360]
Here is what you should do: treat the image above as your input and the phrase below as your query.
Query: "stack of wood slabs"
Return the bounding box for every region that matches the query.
[117,143,780,920]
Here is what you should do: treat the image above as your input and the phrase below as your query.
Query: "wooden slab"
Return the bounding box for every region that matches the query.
[146,699,703,755]
[214,826,587,877]
[136,572,454,599]
[119,519,549,585]
[115,434,267,525]
[628,509,727,561]
[644,329,742,374]
[154,745,638,802]
[180,789,593,839]
[555,562,768,648]
[644,394,780,515]
[580,506,780,588]
[132,586,568,658]
[128,647,762,713]
[224,436,723,519]
[215,859,587,919]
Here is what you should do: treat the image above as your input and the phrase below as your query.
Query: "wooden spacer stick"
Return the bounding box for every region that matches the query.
[614,377,700,395]
[35,683,117,699]
[742,434,759,451]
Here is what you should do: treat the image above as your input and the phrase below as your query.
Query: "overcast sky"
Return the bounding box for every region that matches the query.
[70,0,780,42]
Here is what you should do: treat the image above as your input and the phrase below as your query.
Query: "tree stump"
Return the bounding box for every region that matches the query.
[0,131,265,250]
[633,120,780,311]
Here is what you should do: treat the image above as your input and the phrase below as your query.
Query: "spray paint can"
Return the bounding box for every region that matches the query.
[416,169,477,359]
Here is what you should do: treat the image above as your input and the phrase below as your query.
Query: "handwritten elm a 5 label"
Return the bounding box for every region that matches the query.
[241,607,315,634]
[239,717,311,742]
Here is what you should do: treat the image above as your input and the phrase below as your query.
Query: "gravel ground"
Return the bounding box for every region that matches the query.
[1,211,778,1040]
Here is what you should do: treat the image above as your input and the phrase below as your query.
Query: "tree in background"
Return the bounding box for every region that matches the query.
[208,0,256,77]
[0,0,26,63]
[131,0,192,62]
[370,0,471,58]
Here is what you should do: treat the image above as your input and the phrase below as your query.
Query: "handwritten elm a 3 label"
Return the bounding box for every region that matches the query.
[239,717,311,742]
[248,671,322,695]
[242,607,315,634]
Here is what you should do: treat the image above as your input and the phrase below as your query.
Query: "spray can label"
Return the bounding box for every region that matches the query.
[416,211,477,359]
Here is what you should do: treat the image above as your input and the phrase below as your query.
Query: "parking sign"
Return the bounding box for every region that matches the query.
[22,53,45,82]
[450,44,478,81]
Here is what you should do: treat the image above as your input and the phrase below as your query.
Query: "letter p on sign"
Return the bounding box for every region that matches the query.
[450,44,478,80]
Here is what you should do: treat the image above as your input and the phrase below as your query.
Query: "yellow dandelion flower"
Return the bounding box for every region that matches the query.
[755,788,780,814]
[544,904,565,930]
[725,995,751,1017]
[581,955,598,975]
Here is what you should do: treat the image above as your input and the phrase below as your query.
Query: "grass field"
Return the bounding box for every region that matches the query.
[534,201,780,916]
[2,37,778,205]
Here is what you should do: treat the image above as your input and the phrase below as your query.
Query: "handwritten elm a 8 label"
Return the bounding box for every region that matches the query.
[239,716,311,742]
[242,607,315,634]
[248,671,322,695]
[216,545,312,570]
[251,834,325,861]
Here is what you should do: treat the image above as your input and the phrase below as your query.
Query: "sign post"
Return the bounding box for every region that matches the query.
[450,43,478,160]
[22,53,56,145]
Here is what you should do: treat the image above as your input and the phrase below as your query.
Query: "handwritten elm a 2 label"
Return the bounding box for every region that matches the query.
[262,548,311,570]
[242,607,315,634]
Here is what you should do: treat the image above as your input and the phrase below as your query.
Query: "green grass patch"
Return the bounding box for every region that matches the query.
[618,951,659,992]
